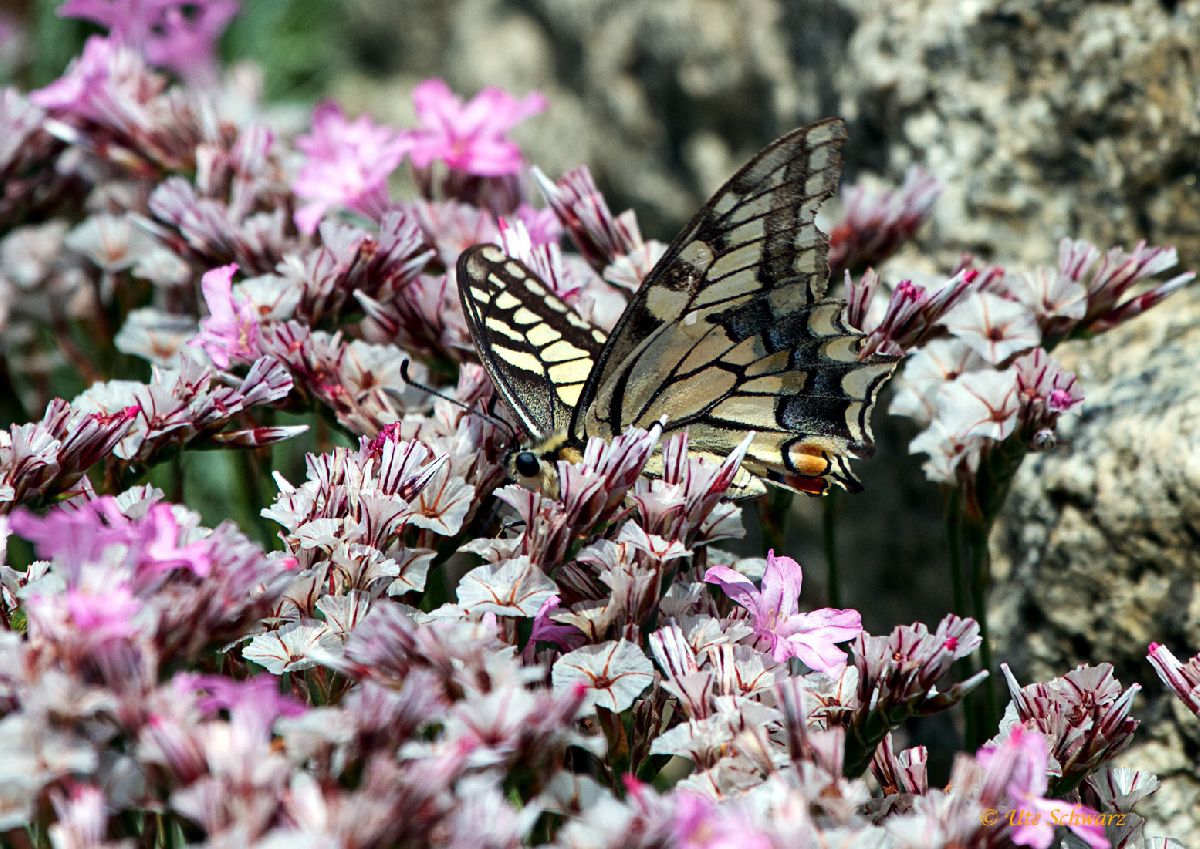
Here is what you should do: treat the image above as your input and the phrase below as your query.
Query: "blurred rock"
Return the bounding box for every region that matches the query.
[991,287,1200,841]
[338,0,859,237]
[838,0,1200,268]
[339,0,1200,271]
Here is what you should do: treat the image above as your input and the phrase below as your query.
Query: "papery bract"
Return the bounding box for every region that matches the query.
[1147,642,1200,717]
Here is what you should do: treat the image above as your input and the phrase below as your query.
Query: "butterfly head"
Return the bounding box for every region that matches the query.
[506,432,584,498]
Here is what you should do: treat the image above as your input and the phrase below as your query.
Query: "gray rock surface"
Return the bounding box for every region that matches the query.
[838,0,1200,268]
[840,0,1200,838]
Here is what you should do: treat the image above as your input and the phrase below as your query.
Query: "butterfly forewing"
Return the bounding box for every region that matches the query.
[570,118,897,494]
[457,244,607,440]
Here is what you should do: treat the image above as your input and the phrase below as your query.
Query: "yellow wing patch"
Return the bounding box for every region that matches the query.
[457,244,608,441]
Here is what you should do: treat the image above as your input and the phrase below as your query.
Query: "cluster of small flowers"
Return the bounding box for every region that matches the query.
[0,3,1189,847]
[4,437,1173,848]
[846,237,1194,488]
[0,486,298,827]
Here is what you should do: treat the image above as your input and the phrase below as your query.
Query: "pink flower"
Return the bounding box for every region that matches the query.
[191,263,260,367]
[292,102,410,235]
[851,614,984,722]
[999,663,1140,789]
[977,726,1108,849]
[704,550,861,671]
[829,165,941,280]
[513,202,562,247]
[523,594,586,661]
[532,164,655,271]
[845,268,982,357]
[671,793,772,849]
[46,585,142,641]
[1013,348,1083,441]
[138,503,213,578]
[1066,238,1196,332]
[30,35,138,121]
[179,672,307,735]
[13,496,211,582]
[10,497,133,568]
[58,0,238,84]
[406,78,546,176]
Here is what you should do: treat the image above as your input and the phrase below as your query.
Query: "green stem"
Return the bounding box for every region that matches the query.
[237,448,273,548]
[822,489,841,608]
[169,452,185,504]
[0,356,29,427]
[946,486,977,747]
[945,487,965,616]
[965,519,998,741]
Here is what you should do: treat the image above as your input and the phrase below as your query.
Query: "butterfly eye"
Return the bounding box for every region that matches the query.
[514,451,541,478]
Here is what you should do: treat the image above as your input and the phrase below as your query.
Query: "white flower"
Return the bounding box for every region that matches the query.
[132,247,191,288]
[65,213,156,273]
[1001,266,1087,324]
[237,274,302,321]
[616,521,690,562]
[315,591,372,637]
[603,240,667,291]
[648,713,733,760]
[552,640,654,714]
[889,338,985,427]
[457,556,558,617]
[243,623,340,674]
[1085,767,1161,812]
[942,291,1039,364]
[292,517,352,551]
[933,367,1020,441]
[908,418,985,485]
[114,308,197,366]
[385,547,437,597]
[409,468,474,537]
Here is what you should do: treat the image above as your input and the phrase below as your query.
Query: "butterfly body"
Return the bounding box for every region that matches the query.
[458,118,897,499]
[509,433,584,498]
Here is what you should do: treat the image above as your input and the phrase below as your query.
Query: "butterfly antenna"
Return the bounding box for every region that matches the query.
[398,359,517,438]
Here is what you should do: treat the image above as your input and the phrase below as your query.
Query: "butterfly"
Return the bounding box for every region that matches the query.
[457,118,897,499]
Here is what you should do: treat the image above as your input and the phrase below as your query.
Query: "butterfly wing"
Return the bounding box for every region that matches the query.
[457,243,608,440]
[570,118,897,495]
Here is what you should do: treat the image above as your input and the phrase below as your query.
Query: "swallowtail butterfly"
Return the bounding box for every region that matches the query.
[457,118,896,499]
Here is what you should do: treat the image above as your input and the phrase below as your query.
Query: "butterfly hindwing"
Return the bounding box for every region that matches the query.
[457,244,607,440]
[570,118,897,494]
